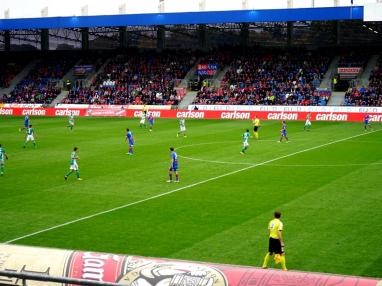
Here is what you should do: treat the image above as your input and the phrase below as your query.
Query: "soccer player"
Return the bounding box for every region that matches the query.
[279,121,289,143]
[139,112,147,128]
[67,112,75,131]
[19,115,29,132]
[252,116,261,139]
[167,147,179,183]
[241,129,250,154]
[125,128,134,155]
[177,118,186,137]
[0,144,9,176]
[23,125,36,148]
[364,113,371,130]
[142,104,148,116]
[64,147,82,181]
[148,113,154,132]
[304,112,311,131]
[262,211,287,271]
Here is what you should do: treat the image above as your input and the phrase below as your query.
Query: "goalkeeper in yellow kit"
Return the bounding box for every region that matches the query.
[252,116,260,139]
[262,211,287,271]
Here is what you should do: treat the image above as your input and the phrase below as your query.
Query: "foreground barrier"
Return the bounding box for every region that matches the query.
[0,244,380,286]
[1,107,382,122]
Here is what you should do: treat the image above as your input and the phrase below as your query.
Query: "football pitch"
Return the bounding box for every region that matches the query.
[0,116,381,278]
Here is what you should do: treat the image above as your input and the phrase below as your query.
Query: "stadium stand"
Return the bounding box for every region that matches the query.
[2,57,77,104]
[62,51,195,105]
[1,50,381,107]
[0,61,24,88]
[193,52,330,105]
[344,56,382,106]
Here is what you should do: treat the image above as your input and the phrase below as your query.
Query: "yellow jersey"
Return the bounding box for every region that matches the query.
[268,218,283,239]
[253,118,260,127]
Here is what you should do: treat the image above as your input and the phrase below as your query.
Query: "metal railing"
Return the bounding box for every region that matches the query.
[0,270,124,286]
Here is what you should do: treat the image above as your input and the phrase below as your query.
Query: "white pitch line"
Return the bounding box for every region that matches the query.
[4,128,381,244]
[179,156,382,167]
[264,162,382,167]
[179,155,252,165]
[175,139,290,151]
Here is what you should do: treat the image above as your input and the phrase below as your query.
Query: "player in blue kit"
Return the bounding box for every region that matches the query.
[364,113,371,130]
[167,147,179,183]
[19,115,29,131]
[125,128,134,155]
[148,113,154,132]
[279,121,289,143]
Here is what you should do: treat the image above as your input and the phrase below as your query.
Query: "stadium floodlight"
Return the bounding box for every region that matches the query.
[158,0,165,13]
[41,6,48,17]
[119,4,126,15]
[81,5,88,16]
[199,0,206,11]
[242,0,249,10]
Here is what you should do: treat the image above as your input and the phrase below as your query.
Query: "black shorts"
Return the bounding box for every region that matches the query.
[268,238,283,254]
[254,126,259,132]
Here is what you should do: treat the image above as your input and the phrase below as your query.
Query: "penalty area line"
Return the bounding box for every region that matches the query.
[4,128,381,244]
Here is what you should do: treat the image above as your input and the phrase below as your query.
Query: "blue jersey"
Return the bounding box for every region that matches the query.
[364,115,369,124]
[171,151,178,170]
[281,122,287,136]
[127,131,134,145]
[148,115,154,125]
[24,115,29,127]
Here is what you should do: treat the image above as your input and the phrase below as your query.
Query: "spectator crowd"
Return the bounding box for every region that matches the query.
[344,57,382,106]
[1,50,381,107]
[62,52,195,105]
[0,62,24,88]
[3,58,76,104]
[193,52,330,106]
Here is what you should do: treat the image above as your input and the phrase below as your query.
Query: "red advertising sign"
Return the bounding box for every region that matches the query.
[337,67,362,74]
[0,244,379,286]
[67,251,125,284]
[1,107,382,123]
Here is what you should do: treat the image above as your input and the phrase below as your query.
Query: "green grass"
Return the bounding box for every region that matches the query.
[0,116,381,278]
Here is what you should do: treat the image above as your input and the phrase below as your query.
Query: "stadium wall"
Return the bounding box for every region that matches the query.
[0,244,380,286]
[1,107,382,122]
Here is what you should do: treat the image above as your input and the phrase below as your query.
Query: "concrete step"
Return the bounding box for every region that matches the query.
[50,90,69,107]
[0,59,40,96]
[328,91,345,106]
[357,54,380,86]
[178,91,198,109]
[320,56,340,89]
[85,58,112,88]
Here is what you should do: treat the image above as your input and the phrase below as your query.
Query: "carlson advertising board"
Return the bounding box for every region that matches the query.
[0,244,379,286]
[1,107,382,122]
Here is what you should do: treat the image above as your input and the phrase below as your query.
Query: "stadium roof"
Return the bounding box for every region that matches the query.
[0,6,363,30]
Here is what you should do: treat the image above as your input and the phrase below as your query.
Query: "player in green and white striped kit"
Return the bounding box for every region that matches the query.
[240,129,250,154]
[64,147,82,181]
[23,125,36,148]
[0,144,9,176]
[67,112,75,131]
[177,118,187,138]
